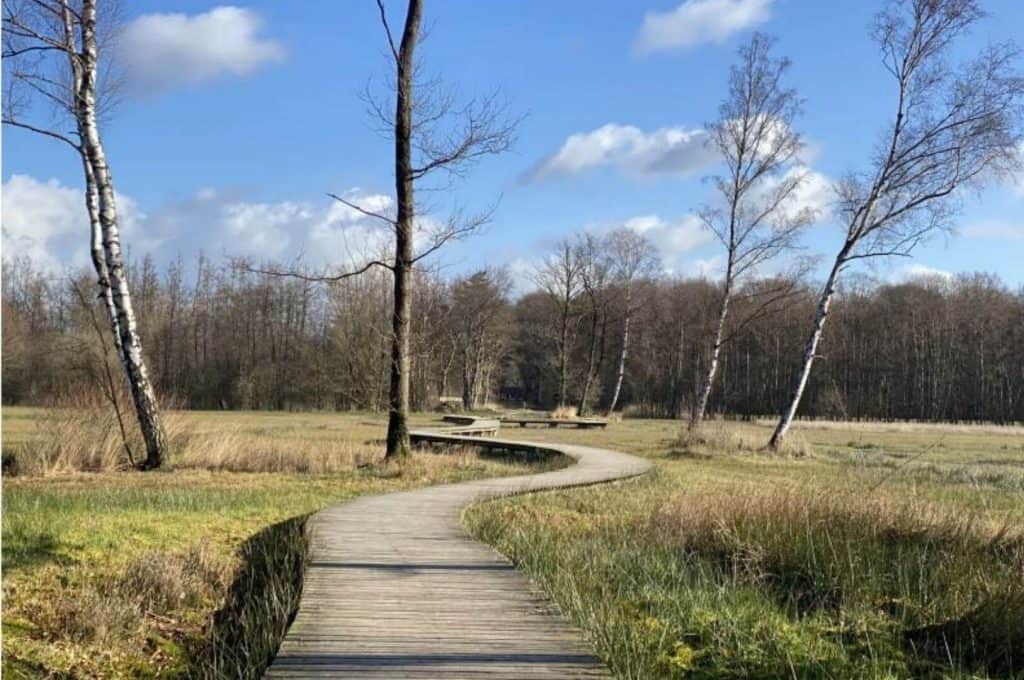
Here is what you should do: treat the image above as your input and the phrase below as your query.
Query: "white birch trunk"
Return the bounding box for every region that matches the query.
[79,0,166,468]
[690,285,731,430]
[83,158,123,355]
[769,252,845,449]
[607,286,631,414]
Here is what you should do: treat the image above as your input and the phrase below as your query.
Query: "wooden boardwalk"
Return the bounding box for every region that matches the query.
[266,424,652,678]
[501,417,609,429]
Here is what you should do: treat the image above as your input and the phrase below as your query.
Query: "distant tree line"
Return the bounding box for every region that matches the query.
[4,252,1021,423]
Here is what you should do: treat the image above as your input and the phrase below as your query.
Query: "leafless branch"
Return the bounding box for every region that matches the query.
[235,256,395,284]
[327,192,398,227]
[1,116,80,148]
[374,0,400,64]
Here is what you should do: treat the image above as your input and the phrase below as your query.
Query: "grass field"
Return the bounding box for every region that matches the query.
[465,418,1024,679]
[0,407,556,678]
[4,410,1023,678]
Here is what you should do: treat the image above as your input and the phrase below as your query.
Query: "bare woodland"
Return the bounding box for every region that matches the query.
[2,0,1024,465]
[5,254,1023,424]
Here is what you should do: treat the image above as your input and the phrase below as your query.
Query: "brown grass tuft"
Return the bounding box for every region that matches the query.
[9,391,182,474]
[172,428,378,474]
[673,423,812,457]
[112,541,231,615]
[550,405,578,420]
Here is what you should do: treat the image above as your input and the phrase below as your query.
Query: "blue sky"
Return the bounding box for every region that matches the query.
[3,0,1023,289]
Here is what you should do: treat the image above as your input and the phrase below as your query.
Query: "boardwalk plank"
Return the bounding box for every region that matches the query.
[267,424,651,678]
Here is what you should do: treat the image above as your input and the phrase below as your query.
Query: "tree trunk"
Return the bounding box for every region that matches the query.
[690,277,732,430]
[769,249,847,449]
[461,345,474,410]
[385,0,421,459]
[557,298,570,409]
[78,1,166,468]
[83,159,122,356]
[577,305,601,417]
[607,286,632,413]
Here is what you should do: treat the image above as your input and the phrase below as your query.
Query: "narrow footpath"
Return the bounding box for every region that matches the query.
[267,424,652,678]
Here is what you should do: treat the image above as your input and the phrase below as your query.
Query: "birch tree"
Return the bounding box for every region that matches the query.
[689,33,815,431]
[769,0,1024,448]
[605,228,660,414]
[3,0,167,468]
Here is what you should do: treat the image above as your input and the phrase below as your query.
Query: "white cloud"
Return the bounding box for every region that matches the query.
[960,220,1024,241]
[222,201,310,258]
[2,175,84,269]
[307,192,395,265]
[685,255,726,278]
[624,213,714,262]
[151,187,396,265]
[120,6,285,95]
[529,123,715,180]
[750,165,834,223]
[891,264,954,283]
[1,175,148,270]
[635,0,773,54]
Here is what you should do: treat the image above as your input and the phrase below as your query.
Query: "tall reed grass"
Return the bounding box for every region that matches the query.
[467,482,1024,678]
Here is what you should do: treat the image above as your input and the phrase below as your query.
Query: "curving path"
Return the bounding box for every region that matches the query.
[266,421,652,678]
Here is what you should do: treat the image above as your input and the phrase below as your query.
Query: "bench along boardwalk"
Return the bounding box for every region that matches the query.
[266,420,651,678]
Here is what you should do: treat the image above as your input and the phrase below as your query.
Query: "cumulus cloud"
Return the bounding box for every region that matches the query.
[221,201,310,258]
[145,187,398,265]
[307,192,395,264]
[749,165,835,223]
[528,123,715,181]
[684,255,726,278]
[1,177,405,271]
[891,263,954,283]
[2,175,85,269]
[1,175,147,270]
[635,0,773,54]
[624,213,714,262]
[120,6,285,95]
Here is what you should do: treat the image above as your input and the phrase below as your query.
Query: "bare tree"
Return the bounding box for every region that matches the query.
[769,0,1024,448]
[250,0,515,457]
[689,33,815,431]
[533,240,585,410]
[450,268,511,410]
[3,0,167,468]
[574,233,612,417]
[605,228,660,414]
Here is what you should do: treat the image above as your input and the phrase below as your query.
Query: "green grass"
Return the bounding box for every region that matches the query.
[1,407,554,678]
[465,419,1024,679]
